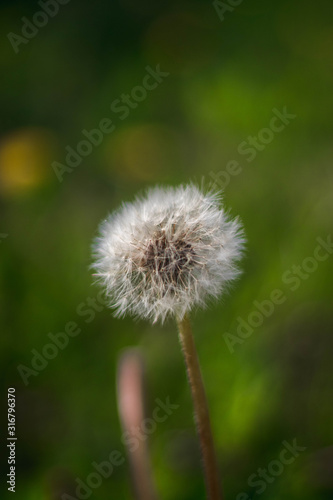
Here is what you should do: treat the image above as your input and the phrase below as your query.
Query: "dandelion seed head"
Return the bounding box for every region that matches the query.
[92,185,245,323]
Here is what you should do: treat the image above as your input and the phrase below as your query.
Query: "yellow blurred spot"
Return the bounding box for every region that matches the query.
[0,128,55,196]
[104,124,183,182]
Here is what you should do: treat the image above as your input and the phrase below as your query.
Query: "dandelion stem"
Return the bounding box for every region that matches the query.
[177,314,223,500]
[117,349,159,500]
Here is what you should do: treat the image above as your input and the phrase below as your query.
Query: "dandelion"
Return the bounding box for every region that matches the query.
[93,185,244,323]
[92,184,245,500]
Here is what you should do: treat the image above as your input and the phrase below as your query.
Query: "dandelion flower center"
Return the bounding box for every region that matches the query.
[142,230,195,286]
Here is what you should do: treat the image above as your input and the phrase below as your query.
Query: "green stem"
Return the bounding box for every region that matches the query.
[177,314,223,500]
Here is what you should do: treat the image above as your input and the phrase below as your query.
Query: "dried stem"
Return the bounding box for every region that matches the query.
[117,349,158,500]
[177,314,223,500]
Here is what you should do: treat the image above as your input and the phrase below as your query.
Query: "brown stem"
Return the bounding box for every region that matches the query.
[177,314,223,500]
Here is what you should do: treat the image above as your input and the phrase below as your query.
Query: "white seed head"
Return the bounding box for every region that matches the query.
[92,185,245,323]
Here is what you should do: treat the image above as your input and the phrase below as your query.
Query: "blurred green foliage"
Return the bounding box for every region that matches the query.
[1,0,333,499]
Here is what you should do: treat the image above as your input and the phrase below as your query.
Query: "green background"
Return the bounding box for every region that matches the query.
[1,0,333,498]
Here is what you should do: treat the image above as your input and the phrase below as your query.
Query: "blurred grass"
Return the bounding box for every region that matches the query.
[1,0,333,499]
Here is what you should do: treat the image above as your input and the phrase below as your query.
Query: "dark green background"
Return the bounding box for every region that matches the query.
[1,0,333,498]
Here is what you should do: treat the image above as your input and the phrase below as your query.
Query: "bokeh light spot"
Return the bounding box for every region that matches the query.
[0,128,56,197]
